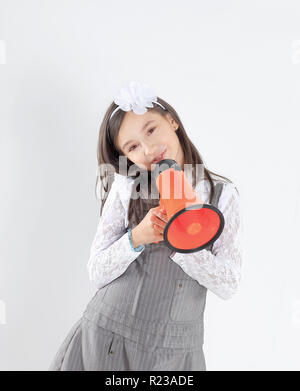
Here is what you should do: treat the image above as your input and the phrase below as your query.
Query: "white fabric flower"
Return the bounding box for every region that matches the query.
[113,81,159,115]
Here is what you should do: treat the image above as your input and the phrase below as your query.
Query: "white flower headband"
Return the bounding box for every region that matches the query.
[106,81,166,144]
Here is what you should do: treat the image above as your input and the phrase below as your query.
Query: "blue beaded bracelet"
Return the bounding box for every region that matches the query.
[127,228,145,252]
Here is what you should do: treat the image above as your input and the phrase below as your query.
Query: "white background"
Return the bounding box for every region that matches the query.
[0,0,299,371]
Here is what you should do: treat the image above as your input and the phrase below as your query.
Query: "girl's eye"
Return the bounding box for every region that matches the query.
[128,144,137,152]
[128,128,155,152]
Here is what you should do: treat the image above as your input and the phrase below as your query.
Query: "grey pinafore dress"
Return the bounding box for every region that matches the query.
[48,181,224,371]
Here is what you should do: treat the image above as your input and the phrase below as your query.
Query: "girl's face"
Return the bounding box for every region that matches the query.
[116,111,185,171]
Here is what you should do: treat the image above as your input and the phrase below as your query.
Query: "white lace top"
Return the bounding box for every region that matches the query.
[87,172,243,300]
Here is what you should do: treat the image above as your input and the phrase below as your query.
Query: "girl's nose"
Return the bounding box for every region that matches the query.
[143,144,155,158]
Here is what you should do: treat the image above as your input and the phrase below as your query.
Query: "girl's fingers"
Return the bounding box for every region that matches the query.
[155,210,168,223]
[151,215,166,229]
[153,223,164,234]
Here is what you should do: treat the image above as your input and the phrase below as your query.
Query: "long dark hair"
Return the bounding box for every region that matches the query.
[95,97,237,227]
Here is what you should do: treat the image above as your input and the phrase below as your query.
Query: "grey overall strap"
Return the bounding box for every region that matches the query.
[205,181,224,253]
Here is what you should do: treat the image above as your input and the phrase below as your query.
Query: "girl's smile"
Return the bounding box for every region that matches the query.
[151,148,167,164]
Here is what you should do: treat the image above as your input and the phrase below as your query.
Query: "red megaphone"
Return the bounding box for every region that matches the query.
[152,159,224,253]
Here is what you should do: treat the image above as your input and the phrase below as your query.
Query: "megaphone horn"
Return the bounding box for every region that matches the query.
[153,159,225,254]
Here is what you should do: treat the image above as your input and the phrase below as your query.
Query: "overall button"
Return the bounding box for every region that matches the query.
[170,279,206,321]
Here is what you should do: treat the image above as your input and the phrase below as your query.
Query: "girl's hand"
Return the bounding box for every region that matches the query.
[131,206,168,247]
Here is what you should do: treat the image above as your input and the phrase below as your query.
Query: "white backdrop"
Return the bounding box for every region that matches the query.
[0,0,299,371]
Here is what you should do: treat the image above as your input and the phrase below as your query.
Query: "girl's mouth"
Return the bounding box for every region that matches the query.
[151,149,166,164]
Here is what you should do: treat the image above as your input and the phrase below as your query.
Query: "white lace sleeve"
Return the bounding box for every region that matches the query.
[169,182,243,300]
[87,173,145,290]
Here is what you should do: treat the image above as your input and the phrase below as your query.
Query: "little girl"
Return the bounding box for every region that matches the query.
[48,81,243,371]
